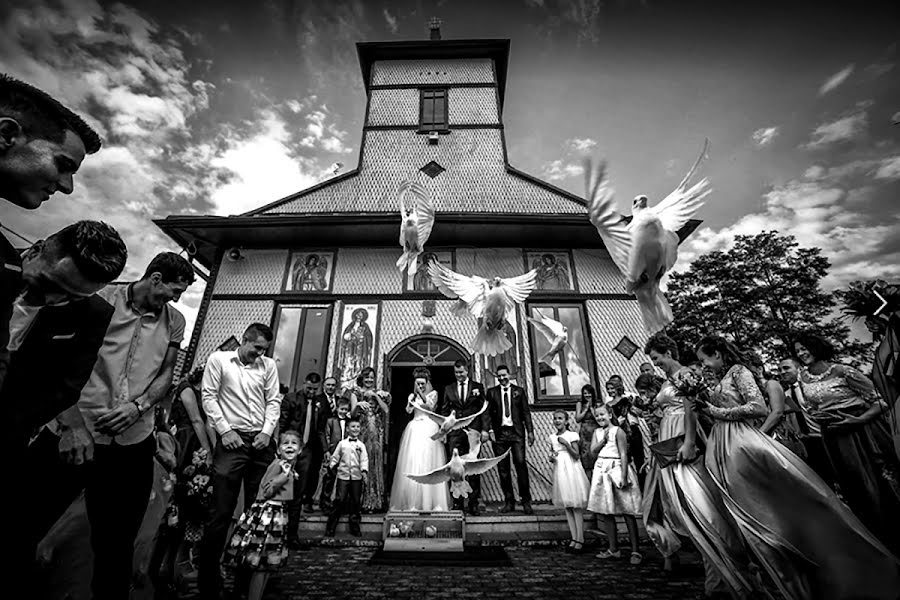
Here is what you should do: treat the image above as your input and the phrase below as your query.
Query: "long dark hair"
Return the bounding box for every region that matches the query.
[696,335,752,371]
[580,384,599,407]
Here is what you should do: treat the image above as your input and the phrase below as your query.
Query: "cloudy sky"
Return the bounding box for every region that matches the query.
[1,0,898,346]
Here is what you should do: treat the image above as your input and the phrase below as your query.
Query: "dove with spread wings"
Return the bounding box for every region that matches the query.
[396,180,435,276]
[526,309,583,367]
[585,139,711,336]
[415,401,488,442]
[428,262,538,356]
[407,429,510,499]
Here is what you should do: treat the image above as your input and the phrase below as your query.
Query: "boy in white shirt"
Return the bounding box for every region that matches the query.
[325,417,368,537]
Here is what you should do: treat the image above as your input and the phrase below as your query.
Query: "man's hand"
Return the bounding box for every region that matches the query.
[488,430,496,443]
[481,430,490,443]
[527,433,535,447]
[221,430,244,450]
[252,432,271,450]
[94,402,141,436]
[59,427,94,465]
[362,473,369,488]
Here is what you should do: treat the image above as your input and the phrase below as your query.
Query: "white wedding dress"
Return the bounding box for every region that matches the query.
[389,390,451,511]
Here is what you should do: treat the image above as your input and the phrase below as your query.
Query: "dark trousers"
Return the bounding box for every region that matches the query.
[447,430,480,508]
[286,445,321,541]
[494,427,531,504]
[198,431,274,598]
[320,460,337,510]
[17,429,156,600]
[326,479,362,533]
[802,435,838,488]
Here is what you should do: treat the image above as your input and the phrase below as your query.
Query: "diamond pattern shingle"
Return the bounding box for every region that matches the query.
[191,300,275,371]
[371,58,494,86]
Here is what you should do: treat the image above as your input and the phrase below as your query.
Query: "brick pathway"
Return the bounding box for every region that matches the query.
[259,544,707,600]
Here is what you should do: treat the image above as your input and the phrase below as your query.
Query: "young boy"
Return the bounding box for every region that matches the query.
[318,398,351,512]
[325,417,368,537]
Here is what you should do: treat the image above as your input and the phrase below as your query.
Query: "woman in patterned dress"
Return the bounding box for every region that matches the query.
[347,366,391,512]
[574,384,601,474]
[795,333,900,554]
[687,335,900,600]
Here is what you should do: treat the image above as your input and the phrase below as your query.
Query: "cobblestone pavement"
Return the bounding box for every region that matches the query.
[258,543,706,600]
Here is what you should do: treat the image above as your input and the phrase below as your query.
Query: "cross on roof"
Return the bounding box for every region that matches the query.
[428,17,442,40]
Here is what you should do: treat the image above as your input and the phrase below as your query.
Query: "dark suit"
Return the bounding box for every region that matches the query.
[1,293,114,588]
[283,393,326,520]
[318,415,348,511]
[438,379,488,509]
[486,384,534,505]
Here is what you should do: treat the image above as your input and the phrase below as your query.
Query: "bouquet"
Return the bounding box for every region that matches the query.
[176,448,215,525]
[669,369,710,407]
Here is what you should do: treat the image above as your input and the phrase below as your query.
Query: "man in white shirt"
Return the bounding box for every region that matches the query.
[199,322,282,599]
[779,357,837,487]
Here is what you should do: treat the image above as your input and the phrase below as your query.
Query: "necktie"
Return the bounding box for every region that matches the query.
[340,419,346,439]
[459,382,466,401]
[503,388,510,420]
[791,384,809,435]
[302,400,313,445]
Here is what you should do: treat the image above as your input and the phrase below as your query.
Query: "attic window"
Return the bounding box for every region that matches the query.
[420,161,445,178]
[419,88,448,132]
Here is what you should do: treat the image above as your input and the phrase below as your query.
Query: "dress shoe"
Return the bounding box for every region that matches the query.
[500,502,515,513]
[303,503,314,513]
[324,528,336,537]
[522,502,534,515]
[468,504,481,516]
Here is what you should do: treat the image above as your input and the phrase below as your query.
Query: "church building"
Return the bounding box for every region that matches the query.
[155,23,698,504]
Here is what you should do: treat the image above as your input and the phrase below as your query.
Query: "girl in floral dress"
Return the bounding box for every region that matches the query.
[549,409,590,553]
[348,366,391,512]
[226,431,300,600]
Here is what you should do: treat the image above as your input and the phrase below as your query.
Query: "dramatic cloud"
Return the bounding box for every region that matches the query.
[567,137,598,152]
[542,159,585,181]
[805,106,869,149]
[383,8,398,33]
[874,155,900,180]
[819,64,854,95]
[752,126,779,148]
[299,108,353,154]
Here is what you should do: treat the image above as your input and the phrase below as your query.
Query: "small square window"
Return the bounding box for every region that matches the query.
[420,161,445,178]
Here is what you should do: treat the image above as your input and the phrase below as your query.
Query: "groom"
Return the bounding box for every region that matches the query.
[438,358,488,515]
[484,364,535,514]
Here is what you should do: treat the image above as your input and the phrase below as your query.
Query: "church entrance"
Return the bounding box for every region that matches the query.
[384,335,471,495]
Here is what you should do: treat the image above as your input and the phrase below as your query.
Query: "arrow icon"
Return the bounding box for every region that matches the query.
[873,289,888,316]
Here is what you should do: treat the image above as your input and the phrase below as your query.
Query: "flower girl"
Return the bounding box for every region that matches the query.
[549,409,591,553]
[587,404,643,564]
[225,430,300,600]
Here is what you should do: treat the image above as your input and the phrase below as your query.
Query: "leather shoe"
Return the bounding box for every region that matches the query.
[522,502,534,515]
[468,504,481,516]
[324,528,336,537]
[500,502,515,513]
[303,503,314,513]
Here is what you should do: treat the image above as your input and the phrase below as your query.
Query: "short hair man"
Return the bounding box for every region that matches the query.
[200,322,282,597]
[639,362,655,375]
[18,251,192,599]
[283,372,327,527]
[0,75,102,374]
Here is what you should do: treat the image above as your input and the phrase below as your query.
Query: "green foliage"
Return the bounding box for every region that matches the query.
[666,231,868,364]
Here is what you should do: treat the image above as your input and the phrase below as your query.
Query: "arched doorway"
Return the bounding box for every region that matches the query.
[384,335,471,494]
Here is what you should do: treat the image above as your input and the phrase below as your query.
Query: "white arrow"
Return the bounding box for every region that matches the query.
[873,289,888,316]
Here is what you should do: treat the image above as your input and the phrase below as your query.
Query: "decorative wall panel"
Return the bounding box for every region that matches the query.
[191,300,275,371]
[266,129,585,215]
[585,299,649,386]
[371,59,494,86]
[573,249,626,294]
[213,250,288,295]
[331,249,403,295]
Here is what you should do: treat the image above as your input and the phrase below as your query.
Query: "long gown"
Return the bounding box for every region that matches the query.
[703,364,900,600]
[799,364,900,554]
[550,430,590,508]
[350,386,389,512]
[389,391,450,512]
[641,374,756,598]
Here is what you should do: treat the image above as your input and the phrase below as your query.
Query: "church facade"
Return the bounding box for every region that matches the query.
[156,30,696,503]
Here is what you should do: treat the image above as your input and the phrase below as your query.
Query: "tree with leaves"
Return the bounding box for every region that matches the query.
[665,231,867,364]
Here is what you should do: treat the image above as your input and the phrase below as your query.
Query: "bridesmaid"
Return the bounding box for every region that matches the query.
[689,335,900,600]
[574,384,601,475]
[347,366,391,512]
[795,333,900,553]
[640,335,756,598]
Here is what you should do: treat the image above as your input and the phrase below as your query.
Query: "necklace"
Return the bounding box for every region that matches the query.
[804,364,834,382]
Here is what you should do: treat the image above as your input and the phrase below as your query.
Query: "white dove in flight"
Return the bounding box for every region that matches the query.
[585,139,711,336]
[527,310,582,365]
[416,402,488,442]
[396,180,435,276]
[408,446,511,499]
[428,262,538,356]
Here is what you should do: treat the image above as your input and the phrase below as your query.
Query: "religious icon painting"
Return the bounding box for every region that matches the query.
[335,302,381,389]
[217,336,240,352]
[404,250,454,292]
[283,251,336,292]
[524,251,575,292]
[614,335,640,360]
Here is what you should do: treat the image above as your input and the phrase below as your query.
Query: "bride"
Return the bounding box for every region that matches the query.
[389,367,451,511]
